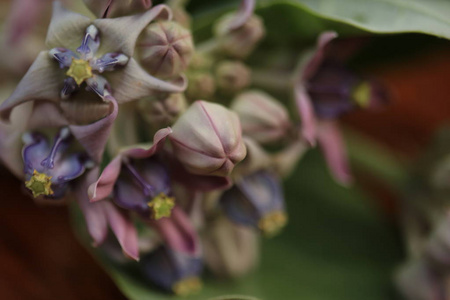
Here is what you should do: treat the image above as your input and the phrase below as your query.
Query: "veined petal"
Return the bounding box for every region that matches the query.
[93,4,171,57]
[121,127,172,158]
[0,51,62,121]
[108,58,187,104]
[317,120,353,186]
[45,2,92,51]
[69,96,118,163]
[49,48,78,68]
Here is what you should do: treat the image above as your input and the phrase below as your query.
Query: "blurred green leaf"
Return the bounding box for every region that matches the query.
[71,149,403,300]
[191,0,450,44]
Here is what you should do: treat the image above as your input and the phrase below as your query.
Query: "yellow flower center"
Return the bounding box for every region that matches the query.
[258,211,288,237]
[66,58,93,85]
[172,277,202,296]
[25,170,54,198]
[147,193,175,220]
[352,81,371,108]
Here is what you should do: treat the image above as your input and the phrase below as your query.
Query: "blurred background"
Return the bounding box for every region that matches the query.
[1,0,450,299]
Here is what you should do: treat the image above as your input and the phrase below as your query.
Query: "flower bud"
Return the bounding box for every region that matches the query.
[168,0,191,28]
[137,93,187,127]
[185,72,216,100]
[169,101,247,177]
[231,90,291,144]
[137,21,194,78]
[141,246,203,295]
[220,170,287,237]
[83,0,152,18]
[214,14,265,59]
[215,60,251,94]
[203,215,259,278]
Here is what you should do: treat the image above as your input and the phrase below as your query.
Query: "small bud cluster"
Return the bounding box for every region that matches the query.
[0,0,390,296]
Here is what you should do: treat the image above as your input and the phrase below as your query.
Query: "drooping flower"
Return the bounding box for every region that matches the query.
[142,206,203,295]
[294,32,389,184]
[0,2,186,123]
[220,170,287,237]
[22,127,90,199]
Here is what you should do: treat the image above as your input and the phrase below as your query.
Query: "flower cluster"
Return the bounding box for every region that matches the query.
[0,0,389,296]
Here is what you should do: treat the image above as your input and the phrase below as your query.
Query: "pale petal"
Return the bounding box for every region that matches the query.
[0,51,62,121]
[93,4,172,57]
[107,58,186,104]
[227,0,255,31]
[294,84,317,146]
[27,101,69,129]
[0,101,34,178]
[46,2,92,50]
[102,201,139,261]
[69,96,118,163]
[316,120,353,186]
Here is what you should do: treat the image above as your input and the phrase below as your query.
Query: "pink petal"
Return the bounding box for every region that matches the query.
[122,127,172,158]
[317,120,353,186]
[294,85,317,146]
[69,96,118,164]
[102,201,139,261]
[151,206,200,255]
[301,31,338,81]
[75,168,109,246]
[88,155,123,202]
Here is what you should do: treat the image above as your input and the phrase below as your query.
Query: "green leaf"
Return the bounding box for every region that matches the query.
[272,0,450,39]
[71,149,403,300]
[191,0,450,40]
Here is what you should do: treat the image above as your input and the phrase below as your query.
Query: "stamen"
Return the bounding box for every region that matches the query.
[172,277,202,296]
[258,211,288,237]
[147,193,175,220]
[124,162,155,198]
[25,170,54,198]
[352,81,371,107]
[41,128,71,170]
[66,58,93,85]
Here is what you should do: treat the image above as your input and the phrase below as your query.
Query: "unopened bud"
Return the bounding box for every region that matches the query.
[231,90,291,144]
[138,93,187,127]
[169,101,247,177]
[137,21,194,78]
[203,216,259,278]
[185,72,216,100]
[215,60,251,94]
[214,14,265,59]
